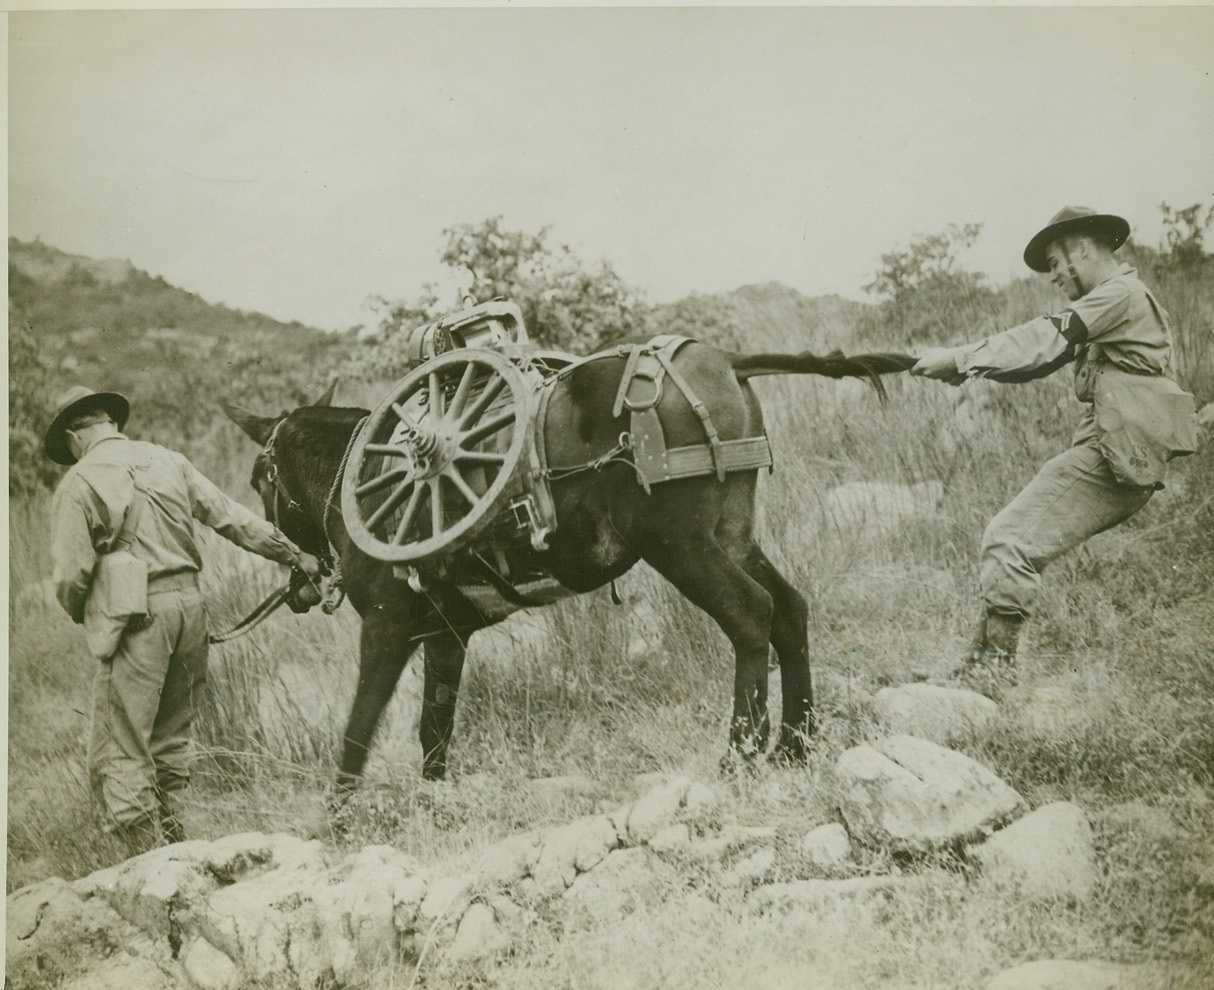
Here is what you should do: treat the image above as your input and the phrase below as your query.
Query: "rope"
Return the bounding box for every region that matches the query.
[542,432,634,481]
[319,414,369,614]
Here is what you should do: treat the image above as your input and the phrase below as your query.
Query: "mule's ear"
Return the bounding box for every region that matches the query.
[220,399,278,445]
[314,376,338,407]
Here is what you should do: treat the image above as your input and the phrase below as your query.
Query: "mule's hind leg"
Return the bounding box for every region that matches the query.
[643,539,775,760]
[420,632,466,781]
[335,610,421,799]
[743,546,813,764]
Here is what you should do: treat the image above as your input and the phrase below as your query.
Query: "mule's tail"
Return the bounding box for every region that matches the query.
[728,349,917,401]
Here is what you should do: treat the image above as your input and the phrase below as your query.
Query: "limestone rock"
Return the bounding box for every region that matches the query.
[447,902,511,963]
[721,848,776,887]
[563,847,675,927]
[798,823,852,868]
[530,816,621,897]
[873,683,999,744]
[970,802,1099,901]
[835,735,1026,852]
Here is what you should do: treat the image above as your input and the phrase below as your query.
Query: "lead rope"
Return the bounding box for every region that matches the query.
[319,415,369,614]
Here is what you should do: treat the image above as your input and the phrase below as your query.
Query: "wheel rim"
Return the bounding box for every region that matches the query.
[341,349,530,563]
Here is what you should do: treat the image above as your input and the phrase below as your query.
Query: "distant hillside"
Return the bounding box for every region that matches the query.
[8,237,356,495]
[649,281,873,353]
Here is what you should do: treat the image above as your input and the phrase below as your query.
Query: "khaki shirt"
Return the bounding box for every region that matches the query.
[51,433,306,623]
[954,265,1173,392]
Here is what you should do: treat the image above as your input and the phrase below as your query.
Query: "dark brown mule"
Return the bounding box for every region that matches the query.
[223,342,912,804]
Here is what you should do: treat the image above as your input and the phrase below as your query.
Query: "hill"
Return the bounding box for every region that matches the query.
[8,237,356,494]
[649,281,872,353]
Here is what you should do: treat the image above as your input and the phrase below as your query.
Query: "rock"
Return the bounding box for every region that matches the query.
[562,847,675,927]
[1197,400,1214,429]
[179,937,239,990]
[447,902,511,963]
[530,816,621,897]
[59,953,177,990]
[611,776,695,844]
[835,735,1026,852]
[687,825,778,867]
[476,831,544,886]
[648,823,692,853]
[797,823,852,868]
[417,875,475,933]
[987,958,1167,990]
[722,848,776,887]
[5,877,135,988]
[873,683,999,745]
[970,802,1098,901]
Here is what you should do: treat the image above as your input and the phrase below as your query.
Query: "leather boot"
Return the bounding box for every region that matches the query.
[159,790,188,845]
[111,813,162,858]
[950,609,1023,698]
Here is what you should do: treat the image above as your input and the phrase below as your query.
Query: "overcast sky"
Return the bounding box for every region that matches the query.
[8,6,1214,332]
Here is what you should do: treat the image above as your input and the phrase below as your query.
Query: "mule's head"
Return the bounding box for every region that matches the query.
[220,378,339,557]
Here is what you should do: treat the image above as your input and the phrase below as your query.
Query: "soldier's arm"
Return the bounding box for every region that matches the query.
[50,477,106,623]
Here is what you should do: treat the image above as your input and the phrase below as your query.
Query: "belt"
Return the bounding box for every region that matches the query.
[147,572,200,595]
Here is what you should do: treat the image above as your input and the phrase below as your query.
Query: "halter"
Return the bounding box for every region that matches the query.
[259,412,369,614]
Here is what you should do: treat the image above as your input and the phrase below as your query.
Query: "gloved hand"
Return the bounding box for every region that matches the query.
[911,347,969,386]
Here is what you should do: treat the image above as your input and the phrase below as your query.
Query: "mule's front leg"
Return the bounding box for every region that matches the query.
[334,610,419,802]
[420,633,466,781]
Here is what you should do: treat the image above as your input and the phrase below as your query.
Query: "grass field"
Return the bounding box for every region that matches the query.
[8,270,1214,988]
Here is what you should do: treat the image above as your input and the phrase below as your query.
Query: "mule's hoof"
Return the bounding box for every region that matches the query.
[768,744,810,768]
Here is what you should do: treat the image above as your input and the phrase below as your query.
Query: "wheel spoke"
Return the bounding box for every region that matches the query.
[457,372,507,431]
[445,362,478,423]
[428,371,445,419]
[459,409,515,449]
[364,442,411,458]
[443,464,481,507]
[428,477,444,535]
[451,449,508,467]
[390,402,425,428]
[391,484,427,545]
[355,466,414,498]
[365,478,417,532]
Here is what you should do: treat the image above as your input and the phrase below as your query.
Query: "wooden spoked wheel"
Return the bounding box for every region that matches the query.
[341,349,530,564]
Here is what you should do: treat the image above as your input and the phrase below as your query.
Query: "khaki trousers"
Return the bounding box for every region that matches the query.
[88,585,208,828]
[979,441,1153,619]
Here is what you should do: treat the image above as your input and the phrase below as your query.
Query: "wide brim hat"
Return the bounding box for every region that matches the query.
[44,385,130,465]
[1023,206,1130,273]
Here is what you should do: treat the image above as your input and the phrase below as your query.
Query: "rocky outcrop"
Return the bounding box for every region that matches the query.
[5,756,1123,990]
[6,777,718,990]
[970,802,1099,901]
[834,735,1027,852]
[872,683,1000,745]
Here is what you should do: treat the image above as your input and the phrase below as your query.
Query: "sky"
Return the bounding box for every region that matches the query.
[8,6,1214,333]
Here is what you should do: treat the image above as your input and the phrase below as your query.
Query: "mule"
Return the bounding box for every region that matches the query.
[222,341,912,802]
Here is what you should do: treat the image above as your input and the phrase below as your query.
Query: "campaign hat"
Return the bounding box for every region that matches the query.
[1023,206,1130,272]
[44,385,130,465]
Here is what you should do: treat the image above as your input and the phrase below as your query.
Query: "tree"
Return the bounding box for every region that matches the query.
[864,223,996,345]
[1158,201,1213,265]
[355,217,651,379]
